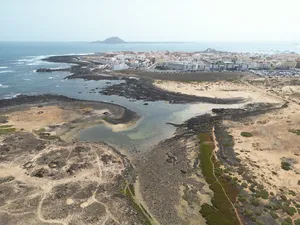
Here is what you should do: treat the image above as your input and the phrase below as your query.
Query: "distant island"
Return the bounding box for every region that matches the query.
[92,36,190,44]
[92,36,126,44]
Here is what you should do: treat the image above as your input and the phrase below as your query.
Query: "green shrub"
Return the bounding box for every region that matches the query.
[36,127,46,133]
[0,127,16,135]
[288,129,300,135]
[269,211,278,219]
[238,195,247,203]
[241,182,248,188]
[200,203,216,217]
[255,189,269,199]
[295,219,300,225]
[243,209,256,222]
[241,132,253,137]
[251,198,260,206]
[288,190,296,196]
[0,125,13,128]
[281,162,292,171]
[281,217,292,225]
[282,206,297,216]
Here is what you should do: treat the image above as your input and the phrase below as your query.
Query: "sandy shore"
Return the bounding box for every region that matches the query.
[154,80,282,104]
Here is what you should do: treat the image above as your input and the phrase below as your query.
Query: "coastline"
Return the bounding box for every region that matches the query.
[1,52,300,225]
[38,55,247,104]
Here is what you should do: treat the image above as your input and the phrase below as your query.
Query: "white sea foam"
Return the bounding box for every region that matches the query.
[24,78,31,81]
[0,66,8,69]
[48,77,53,79]
[0,70,14,74]
[1,93,21,99]
[0,84,9,88]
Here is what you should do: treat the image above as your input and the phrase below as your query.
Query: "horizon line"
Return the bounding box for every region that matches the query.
[0,40,300,44]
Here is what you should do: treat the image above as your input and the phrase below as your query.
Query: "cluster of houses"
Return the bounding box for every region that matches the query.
[161,51,299,72]
[82,52,154,71]
[81,50,300,72]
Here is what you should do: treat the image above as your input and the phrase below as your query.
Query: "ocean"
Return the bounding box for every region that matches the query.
[0,41,298,151]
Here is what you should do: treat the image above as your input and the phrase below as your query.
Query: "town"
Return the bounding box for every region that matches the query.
[79,49,300,77]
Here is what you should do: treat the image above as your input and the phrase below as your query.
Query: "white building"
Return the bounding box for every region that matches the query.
[112,63,129,71]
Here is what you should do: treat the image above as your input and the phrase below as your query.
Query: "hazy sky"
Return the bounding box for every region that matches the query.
[1,0,299,42]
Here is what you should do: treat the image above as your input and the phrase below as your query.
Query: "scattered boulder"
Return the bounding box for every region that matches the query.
[23,161,34,169]
[31,168,50,178]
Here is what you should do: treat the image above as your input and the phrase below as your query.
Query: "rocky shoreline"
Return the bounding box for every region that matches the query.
[0,94,139,125]
[38,55,245,104]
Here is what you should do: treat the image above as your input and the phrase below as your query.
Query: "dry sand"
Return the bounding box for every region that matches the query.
[6,106,81,132]
[154,80,282,104]
[223,103,300,194]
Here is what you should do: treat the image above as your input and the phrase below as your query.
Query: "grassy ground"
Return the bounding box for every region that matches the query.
[122,182,153,225]
[0,125,16,135]
[198,133,240,225]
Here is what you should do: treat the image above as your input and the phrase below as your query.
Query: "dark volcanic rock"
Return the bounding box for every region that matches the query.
[36,68,69,73]
[100,78,244,104]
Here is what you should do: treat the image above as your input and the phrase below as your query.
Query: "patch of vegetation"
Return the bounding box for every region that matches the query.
[198,133,240,225]
[238,194,247,203]
[268,203,281,211]
[281,217,293,225]
[256,221,265,225]
[129,184,135,196]
[280,195,288,201]
[200,203,217,217]
[223,168,230,173]
[242,209,256,222]
[295,219,300,225]
[251,198,260,206]
[255,189,269,199]
[36,127,46,133]
[282,206,297,216]
[255,211,262,216]
[288,129,300,135]
[241,182,248,188]
[288,190,296,196]
[240,132,253,137]
[0,125,13,128]
[269,211,279,219]
[38,133,61,141]
[123,183,152,225]
[0,127,16,135]
[281,161,292,171]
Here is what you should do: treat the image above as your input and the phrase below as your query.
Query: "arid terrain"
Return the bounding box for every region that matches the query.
[0,95,152,225]
[152,77,300,225]
[1,54,300,225]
